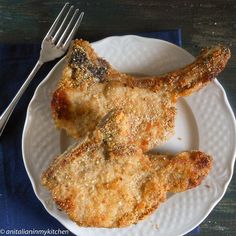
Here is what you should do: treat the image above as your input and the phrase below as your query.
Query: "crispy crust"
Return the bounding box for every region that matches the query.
[150,151,212,192]
[51,88,71,120]
[126,45,231,98]
[42,144,212,227]
[42,110,212,228]
[51,40,230,151]
[44,40,222,227]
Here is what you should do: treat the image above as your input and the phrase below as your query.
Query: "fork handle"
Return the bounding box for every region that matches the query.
[0,60,43,136]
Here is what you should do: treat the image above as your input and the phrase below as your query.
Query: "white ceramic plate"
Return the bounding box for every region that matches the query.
[22,36,236,236]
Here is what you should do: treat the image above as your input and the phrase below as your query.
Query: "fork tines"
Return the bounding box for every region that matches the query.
[45,2,84,48]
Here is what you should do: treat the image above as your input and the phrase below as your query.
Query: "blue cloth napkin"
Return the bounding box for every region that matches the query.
[0,29,199,235]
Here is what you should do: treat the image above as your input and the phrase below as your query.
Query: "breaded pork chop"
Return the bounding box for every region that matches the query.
[51,40,230,151]
[42,111,212,228]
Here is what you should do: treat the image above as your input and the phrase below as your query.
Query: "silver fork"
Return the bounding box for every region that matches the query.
[0,3,84,136]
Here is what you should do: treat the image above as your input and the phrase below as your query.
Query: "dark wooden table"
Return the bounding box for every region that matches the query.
[0,0,235,235]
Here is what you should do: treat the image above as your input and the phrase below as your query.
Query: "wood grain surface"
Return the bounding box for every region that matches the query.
[0,0,235,235]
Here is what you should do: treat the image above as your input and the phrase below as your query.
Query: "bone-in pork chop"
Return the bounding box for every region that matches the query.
[42,110,212,227]
[51,40,230,151]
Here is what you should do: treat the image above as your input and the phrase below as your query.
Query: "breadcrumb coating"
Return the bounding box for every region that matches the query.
[51,40,230,151]
[42,110,212,227]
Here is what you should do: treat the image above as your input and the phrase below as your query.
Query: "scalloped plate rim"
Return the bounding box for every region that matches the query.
[22,35,236,236]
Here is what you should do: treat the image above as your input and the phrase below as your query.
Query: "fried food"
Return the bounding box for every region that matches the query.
[51,40,230,151]
[42,110,212,228]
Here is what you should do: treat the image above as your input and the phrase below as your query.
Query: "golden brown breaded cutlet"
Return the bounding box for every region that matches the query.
[51,39,230,151]
[41,110,212,228]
